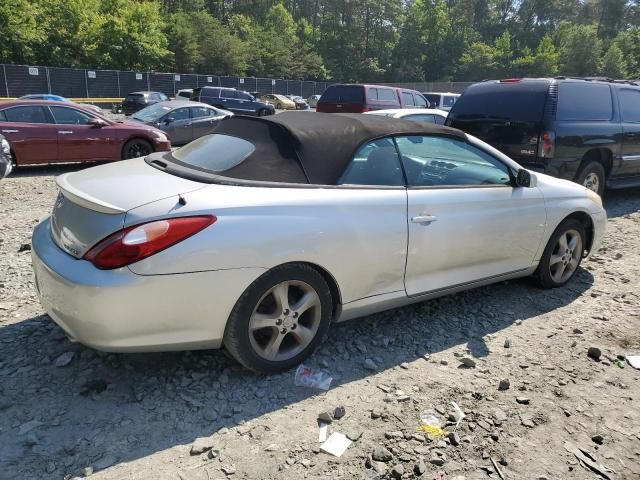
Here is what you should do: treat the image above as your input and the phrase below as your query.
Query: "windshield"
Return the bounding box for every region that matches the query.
[132,103,173,122]
[172,134,255,172]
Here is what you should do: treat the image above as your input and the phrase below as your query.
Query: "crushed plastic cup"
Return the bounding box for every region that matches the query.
[294,364,332,390]
[419,409,442,428]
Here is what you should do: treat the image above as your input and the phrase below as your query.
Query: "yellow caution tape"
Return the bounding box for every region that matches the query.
[417,424,445,438]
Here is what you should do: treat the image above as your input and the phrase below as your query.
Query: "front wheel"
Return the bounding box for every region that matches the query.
[257,108,269,117]
[122,138,153,160]
[576,161,605,196]
[224,264,333,373]
[534,218,586,288]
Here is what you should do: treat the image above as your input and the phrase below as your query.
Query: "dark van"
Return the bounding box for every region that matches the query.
[316,84,429,113]
[191,87,275,116]
[446,78,640,195]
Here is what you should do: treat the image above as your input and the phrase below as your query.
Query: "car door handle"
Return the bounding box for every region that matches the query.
[58,131,73,134]
[1,129,19,133]
[625,132,636,138]
[411,215,438,223]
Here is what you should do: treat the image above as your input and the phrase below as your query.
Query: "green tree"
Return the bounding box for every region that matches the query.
[557,23,602,76]
[601,43,628,78]
[614,28,640,78]
[0,0,43,64]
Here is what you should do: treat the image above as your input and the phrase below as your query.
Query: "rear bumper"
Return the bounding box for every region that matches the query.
[31,217,265,352]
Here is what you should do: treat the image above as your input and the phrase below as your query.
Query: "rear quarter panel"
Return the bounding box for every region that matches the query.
[125,184,408,304]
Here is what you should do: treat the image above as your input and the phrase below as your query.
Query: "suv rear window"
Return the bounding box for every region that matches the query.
[126,93,145,101]
[320,85,364,103]
[172,134,255,172]
[557,83,613,121]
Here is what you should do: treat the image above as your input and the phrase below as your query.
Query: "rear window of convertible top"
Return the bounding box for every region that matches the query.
[172,134,255,172]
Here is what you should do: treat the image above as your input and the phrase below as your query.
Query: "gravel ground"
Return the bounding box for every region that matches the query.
[1,167,639,480]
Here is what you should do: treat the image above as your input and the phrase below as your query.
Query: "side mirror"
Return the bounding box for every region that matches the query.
[164,116,175,125]
[516,169,537,188]
[88,118,106,128]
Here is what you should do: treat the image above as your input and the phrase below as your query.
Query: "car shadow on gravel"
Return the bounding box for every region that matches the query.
[603,186,640,218]
[0,269,593,478]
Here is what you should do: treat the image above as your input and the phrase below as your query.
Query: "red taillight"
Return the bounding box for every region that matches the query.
[499,78,522,83]
[538,131,555,158]
[360,106,370,113]
[84,216,216,269]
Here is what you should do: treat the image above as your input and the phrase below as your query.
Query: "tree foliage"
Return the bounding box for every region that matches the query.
[2,0,640,81]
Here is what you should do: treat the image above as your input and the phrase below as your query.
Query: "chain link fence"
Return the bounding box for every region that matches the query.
[0,64,335,101]
[0,64,475,101]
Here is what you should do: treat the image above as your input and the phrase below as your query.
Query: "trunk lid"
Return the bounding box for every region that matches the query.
[50,155,205,258]
[447,80,551,168]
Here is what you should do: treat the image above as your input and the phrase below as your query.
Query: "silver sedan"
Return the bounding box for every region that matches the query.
[31,112,606,373]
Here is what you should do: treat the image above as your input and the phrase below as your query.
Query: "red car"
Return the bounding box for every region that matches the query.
[0,100,171,166]
[316,84,430,113]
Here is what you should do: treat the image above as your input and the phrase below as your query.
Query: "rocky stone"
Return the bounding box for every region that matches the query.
[371,408,382,419]
[221,464,236,475]
[54,352,74,367]
[346,430,363,442]
[430,455,445,466]
[414,459,426,476]
[516,396,530,405]
[460,357,476,368]
[448,431,460,446]
[286,457,296,465]
[190,436,215,455]
[82,467,94,476]
[400,362,410,369]
[493,409,508,425]
[333,406,346,420]
[18,243,31,252]
[250,426,266,440]
[504,339,512,348]
[372,446,393,462]
[588,347,602,361]
[390,464,405,479]
[318,410,333,423]
[385,430,403,440]
[521,414,535,428]
[498,379,510,390]
[592,434,604,445]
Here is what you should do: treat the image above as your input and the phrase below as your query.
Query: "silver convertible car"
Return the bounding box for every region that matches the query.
[32,113,606,373]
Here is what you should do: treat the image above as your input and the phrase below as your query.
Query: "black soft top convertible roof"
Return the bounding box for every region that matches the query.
[200,112,466,185]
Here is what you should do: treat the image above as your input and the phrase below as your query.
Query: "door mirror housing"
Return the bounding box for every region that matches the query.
[516,169,537,188]
[88,118,107,128]
[164,116,175,125]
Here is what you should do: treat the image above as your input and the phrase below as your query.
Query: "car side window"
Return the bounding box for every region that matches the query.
[433,115,446,125]
[338,138,404,186]
[222,90,237,99]
[191,106,214,118]
[395,135,511,188]
[378,88,396,102]
[49,106,92,125]
[402,92,415,106]
[367,88,378,101]
[3,106,49,124]
[237,92,252,101]
[167,107,190,121]
[0,110,7,121]
[413,94,427,108]
[557,83,613,121]
[442,96,456,108]
[404,114,436,123]
[619,89,640,123]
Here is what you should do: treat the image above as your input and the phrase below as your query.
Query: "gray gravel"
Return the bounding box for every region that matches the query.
[1,170,639,480]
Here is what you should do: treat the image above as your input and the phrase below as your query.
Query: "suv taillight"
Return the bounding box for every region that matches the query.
[538,131,555,158]
[84,216,216,269]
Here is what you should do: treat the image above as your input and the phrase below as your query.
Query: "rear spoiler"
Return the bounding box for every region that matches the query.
[56,173,126,215]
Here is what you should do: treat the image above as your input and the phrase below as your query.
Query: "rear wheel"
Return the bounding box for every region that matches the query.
[576,161,605,196]
[122,139,153,160]
[224,263,333,373]
[258,108,269,117]
[534,218,586,288]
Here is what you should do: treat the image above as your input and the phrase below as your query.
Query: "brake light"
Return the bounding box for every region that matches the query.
[538,131,555,158]
[499,78,522,83]
[84,216,216,269]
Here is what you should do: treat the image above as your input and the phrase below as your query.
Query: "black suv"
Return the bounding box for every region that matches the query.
[122,91,169,115]
[446,78,640,195]
[191,87,275,116]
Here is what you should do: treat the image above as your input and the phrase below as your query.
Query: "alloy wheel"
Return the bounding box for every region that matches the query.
[582,172,600,193]
[125,141,151,159]
[548,229,583,284]
[248,280,322,362]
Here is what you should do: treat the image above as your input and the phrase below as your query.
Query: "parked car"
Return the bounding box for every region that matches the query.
[446,78,640,195]
[261,94,296,110]
[0,134,12,178]
[19,94,103,115]
[122,91,169,115]
[175,89,193,100]
[365,108,447,124]
[0,100,170,165]
[131,100,232,145]
[191,87,275,116]
[31,112,605,373]
[421,92,460,111]
[306,94,321,108]
[287,95,310,110]
[316,84,429,113]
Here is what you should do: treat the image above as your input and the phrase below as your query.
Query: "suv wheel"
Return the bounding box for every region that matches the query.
[576,161,605,196]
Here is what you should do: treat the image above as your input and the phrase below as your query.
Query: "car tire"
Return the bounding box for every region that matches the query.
[576,161,606,196]
[122,138,153,160]
[258,108,269,117]
[275,103,282,110]
[534,218,586,289]
[223,263,333,374]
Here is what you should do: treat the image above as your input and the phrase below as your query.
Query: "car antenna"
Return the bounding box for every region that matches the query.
[178,194,187,206]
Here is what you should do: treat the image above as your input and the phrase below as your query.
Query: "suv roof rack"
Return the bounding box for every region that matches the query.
[554,76,640,86]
